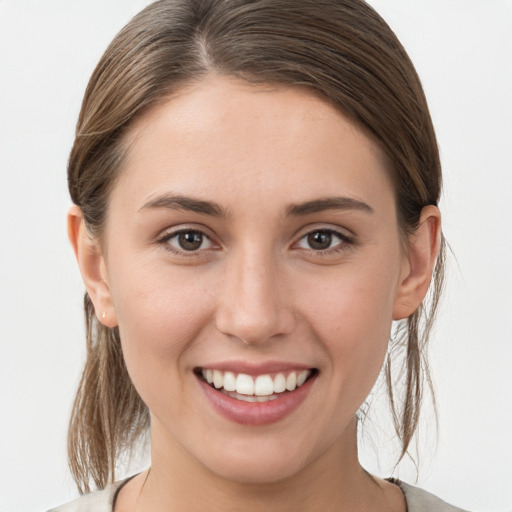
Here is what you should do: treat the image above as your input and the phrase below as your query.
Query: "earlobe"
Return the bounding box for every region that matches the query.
[392,205,442,320]
[67,205,118,328]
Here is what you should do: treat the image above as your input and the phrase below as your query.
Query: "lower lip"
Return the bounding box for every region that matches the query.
[197,373,317,426]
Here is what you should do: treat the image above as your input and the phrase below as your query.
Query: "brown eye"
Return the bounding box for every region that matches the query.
[307,231,333,250]
[164,230,213,253]
[296,229,349,253]
[177,231,204,251]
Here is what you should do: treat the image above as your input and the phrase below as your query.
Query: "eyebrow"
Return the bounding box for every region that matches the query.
[139,194,228,217]
[286,196,374,216]
[139,193,373,217]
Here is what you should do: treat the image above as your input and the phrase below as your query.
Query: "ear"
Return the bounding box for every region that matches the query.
[67,205,118,327]
[393,205,442,320]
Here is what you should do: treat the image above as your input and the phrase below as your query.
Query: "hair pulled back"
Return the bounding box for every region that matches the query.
[68,0,445,493]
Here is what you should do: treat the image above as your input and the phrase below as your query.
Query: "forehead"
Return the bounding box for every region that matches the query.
[126,76,381,156]
[115,75,394,215]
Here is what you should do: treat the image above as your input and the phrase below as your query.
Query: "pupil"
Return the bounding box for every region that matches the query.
[179,231,203,251]
[308,231,332,250]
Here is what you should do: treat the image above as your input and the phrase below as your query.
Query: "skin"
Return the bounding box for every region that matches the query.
[69,76,441,512]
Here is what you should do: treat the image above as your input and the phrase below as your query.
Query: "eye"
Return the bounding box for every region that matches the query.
[296,229,348,252]
[164,229,213,253]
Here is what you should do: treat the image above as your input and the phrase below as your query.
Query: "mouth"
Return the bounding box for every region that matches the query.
[195,367,318,403]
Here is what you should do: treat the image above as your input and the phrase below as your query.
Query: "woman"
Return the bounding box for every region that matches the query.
[51,0,466,510]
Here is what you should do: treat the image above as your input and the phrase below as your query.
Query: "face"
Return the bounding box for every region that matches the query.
[90,76,413,483]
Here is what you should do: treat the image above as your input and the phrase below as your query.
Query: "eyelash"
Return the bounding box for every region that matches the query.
[157,228,215,257]
[157,227,353,257]
[295,228,353,255]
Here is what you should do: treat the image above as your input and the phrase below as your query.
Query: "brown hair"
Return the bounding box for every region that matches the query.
[68,0,445,493]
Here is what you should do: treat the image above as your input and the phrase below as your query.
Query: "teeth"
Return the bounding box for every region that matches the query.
[201,369,312,397]
[223,372,236,392]
[274,373,286,393]
[226,392,280,403]
[254,375,274,396]
[236,374,255,395]
[285,372,297,391]
[297,370,309,387]
[213,370,223,389]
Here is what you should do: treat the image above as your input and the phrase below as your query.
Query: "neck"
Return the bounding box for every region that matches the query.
[135,417,397,512]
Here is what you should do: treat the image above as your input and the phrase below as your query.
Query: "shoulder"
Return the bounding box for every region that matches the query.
[47,480,126,512]
[394,480,470,512]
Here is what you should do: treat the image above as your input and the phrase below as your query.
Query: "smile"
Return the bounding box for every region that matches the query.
[193,361,320,426]
[195,365,318,425]
[199,369,314,402]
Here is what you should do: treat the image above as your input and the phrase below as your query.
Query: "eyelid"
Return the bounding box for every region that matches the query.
[295,230,343,249]
[155,223,354,257]
[292,225,355,254]
[156,225,220,256]
[293,224,353,243]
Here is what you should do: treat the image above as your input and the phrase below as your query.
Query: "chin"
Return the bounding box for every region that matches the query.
[191,433,321,486]
[208,454,306,485]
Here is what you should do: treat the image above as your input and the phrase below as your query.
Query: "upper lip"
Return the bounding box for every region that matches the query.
[196,360,316,376]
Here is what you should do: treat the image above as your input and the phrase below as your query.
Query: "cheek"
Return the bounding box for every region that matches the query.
[297,260,399,391]
[108,261,216,393]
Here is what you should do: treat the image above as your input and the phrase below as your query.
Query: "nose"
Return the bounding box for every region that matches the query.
[215,247,296,345]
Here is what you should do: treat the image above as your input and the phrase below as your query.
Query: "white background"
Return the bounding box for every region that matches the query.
[0,1,511,511]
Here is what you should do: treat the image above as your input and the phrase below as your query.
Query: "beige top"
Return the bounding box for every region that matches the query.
[48,478,469,512]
